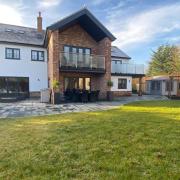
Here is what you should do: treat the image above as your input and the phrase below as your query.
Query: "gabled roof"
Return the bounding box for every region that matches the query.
[0,23,45,46]
[111,46,131,59]
[47,8,116,42]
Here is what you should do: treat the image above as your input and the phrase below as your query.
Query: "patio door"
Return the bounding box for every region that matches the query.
[64,77,91,91]
[0,77,29,99]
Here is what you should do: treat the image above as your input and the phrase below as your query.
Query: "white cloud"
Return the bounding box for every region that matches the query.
[107,3,180,48]
[0,4,23,25]
[39,0,62,8]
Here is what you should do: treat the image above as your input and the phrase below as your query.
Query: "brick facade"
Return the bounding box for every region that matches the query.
[48,23,112,100]
[113,91,132,97]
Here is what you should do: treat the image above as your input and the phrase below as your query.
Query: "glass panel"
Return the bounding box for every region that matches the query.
[0,77,7,93]
[19,78,29,93]
[14,49,20,59]
[38,51,44,61]
[84,49,90,67]
[79,78,84,90]
[6,49,13,59]
[64,77,78,90]
[32,51,38,60]
[72,48,77,64]
[64,46,70,52]
[63,46,70,65]
[85,78,90,90]
[85,49,90,55]
[7,77,18,93]
[78,48,83,62]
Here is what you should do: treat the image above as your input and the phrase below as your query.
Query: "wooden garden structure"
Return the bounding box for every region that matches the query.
[168,72,180,98]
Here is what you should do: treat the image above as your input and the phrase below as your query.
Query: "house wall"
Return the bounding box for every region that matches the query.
[111,76,132,96]
[48,23,112,99]
[111,57,130,64]
[0,43,48,92]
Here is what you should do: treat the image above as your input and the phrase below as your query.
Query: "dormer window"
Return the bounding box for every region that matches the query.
[31,50,44,61]
[5,48,20,60]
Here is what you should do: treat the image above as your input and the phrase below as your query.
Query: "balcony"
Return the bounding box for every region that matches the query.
[111,62,145,76]
[60,52,105,73]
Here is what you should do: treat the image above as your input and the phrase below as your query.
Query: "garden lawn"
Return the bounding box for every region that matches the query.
[0,100,180,179]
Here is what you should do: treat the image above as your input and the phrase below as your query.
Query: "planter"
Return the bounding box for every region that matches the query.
[107,91,114,101]
[52,92,61,104]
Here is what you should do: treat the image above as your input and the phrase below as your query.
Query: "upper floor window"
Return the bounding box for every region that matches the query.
[118,78,127,89]
[5,48,20,60]
[112,60,122,64]
[31,50,44,61]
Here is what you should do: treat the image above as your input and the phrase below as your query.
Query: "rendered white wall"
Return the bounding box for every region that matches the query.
[111,76,132,92]
[0,43,48,92]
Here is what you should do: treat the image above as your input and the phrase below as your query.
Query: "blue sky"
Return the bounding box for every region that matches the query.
[0,0,180,65]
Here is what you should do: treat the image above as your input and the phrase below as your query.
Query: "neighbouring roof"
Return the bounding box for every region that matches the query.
[146,76,170,81]
[0,23,45,46]
[111,46,131,59]
[47,8,116,42]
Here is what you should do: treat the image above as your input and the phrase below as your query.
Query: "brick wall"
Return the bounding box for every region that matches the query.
[48,23,112,100]
[113,91,132,97]
[48,30,60,90]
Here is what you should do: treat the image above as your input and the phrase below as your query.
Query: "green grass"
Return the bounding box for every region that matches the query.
[0,100,180,179]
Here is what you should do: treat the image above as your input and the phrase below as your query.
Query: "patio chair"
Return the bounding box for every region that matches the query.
[88,91,96,102]
[80,90,89,103]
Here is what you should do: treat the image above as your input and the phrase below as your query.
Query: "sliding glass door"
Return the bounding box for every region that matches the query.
[64,77,91,91]
[0,77,29,99]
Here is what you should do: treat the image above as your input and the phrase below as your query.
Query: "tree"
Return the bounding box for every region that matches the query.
[147,44,180,76]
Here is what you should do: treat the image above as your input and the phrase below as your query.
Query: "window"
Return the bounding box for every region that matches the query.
[5,48,20,59]
[112,60,122,64]
[118,78,127,89]
[31,50,44,61]
[166,81,173,91]
[151,81,160,91]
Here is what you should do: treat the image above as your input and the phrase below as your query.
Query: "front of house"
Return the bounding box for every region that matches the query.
[0,8,145,101]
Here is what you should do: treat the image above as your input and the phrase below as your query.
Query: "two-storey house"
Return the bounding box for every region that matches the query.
[0,8,145,101]
[0,18,48,99]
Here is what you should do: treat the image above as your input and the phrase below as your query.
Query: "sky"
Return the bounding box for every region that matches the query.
[0,0,180,65]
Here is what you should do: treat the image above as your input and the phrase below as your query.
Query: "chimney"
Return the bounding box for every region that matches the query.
[37,12,42,32]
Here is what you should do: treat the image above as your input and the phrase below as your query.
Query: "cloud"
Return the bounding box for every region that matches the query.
[0,4,23,25]
[38,0,62,8]
[91,0,110,5]
[107,3,180,48]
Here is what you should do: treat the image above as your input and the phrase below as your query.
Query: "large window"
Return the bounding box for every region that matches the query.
[118,78,127,89]
[31,50,44,61]
[5,48,20,60]
[0,77,29,98]
[64,77,90,91]
[151,81,160,91]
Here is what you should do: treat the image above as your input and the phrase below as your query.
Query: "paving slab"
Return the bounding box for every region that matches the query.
[0,95,168,119]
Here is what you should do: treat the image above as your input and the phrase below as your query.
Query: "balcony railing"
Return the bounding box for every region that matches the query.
[60,52,105,72]
[111,62,145,75]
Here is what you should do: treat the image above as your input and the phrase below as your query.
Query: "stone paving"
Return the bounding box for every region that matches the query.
[0,95,168,119]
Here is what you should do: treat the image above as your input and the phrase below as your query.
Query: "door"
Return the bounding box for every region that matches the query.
[177,81,180,96]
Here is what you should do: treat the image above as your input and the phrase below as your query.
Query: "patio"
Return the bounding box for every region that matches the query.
[0,95,168,118]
